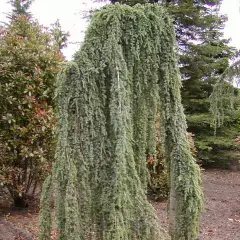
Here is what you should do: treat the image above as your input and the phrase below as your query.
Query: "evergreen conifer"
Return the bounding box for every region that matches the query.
[39,4,203,240]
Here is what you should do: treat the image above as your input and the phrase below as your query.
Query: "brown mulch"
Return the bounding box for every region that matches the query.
[0,207,37,240]
[0,169,240,240]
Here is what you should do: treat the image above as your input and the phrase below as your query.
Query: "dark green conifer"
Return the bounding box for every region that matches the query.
[9,0,34,19]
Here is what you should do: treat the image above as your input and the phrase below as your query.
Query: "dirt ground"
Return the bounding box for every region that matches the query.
[154,169,240,240]
[0,169,239,240]
[199,170,240,240]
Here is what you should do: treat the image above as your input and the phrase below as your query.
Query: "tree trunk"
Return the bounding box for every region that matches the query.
[13,195,28,208]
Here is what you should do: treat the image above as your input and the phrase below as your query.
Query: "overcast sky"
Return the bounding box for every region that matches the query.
[0,0,239,60]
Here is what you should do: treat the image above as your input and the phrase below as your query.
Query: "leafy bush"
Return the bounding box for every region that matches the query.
[147,142,169,201]
[0,14,64,207]
[148,132,197,201]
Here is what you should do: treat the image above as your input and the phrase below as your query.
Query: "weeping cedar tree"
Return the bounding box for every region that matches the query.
[38,4,203,240]
[210,59,240,129]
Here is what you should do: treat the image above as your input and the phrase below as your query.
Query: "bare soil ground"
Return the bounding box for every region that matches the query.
[0,169,240,240]
[154,169,240,240]
[0,207,37,240]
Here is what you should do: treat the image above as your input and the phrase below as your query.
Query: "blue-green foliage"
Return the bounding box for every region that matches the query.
[39,3,203,240]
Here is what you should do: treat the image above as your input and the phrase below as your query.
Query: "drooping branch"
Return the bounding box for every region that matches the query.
[210,59,240,129]
[38,175,52,240]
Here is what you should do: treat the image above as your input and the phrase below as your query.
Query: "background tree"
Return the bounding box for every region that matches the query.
[10,0,34,18]
[0,0,65,207]
[110,0,158,5]
[175,1,240,167]
[50,19,70,50]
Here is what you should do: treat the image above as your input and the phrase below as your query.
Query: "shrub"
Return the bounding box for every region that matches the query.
[148,132,197,201]
[0,14,64,207]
